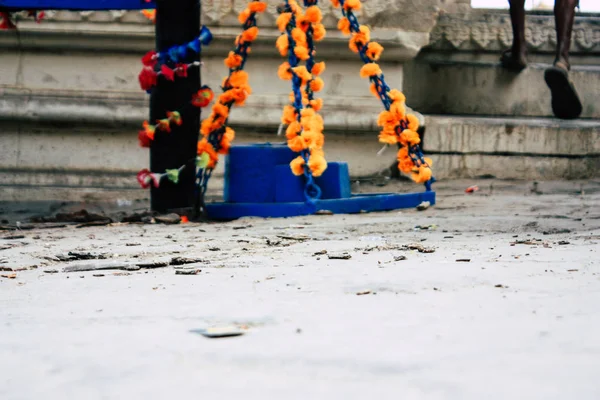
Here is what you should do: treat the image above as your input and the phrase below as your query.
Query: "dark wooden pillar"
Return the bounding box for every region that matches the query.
[150,0,201,212]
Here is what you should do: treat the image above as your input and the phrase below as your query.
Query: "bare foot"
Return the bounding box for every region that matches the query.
[500,48,528,72]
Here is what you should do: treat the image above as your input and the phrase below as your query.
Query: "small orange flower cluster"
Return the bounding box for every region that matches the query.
[331,0,433,184]
[196,1,267,170]
[277,0,327,178]
[139,111,182,147]
[141,9,156,23]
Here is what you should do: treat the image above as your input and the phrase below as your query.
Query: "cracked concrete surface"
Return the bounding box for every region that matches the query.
[1,180,599,399]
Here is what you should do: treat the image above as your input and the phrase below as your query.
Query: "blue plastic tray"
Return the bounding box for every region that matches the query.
[206,191,436,220]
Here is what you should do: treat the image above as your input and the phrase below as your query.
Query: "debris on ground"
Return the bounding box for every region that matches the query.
[393,255,407,261]
[169,257,204,266]
[1,273,17,279]
[63,262,140,273]
[191,326,246,339]
[356,290,372,296]
[456,259,471,262]
[154,213,183,225]
[465,185,479,193]
[402,244,436,253]
[328,253,352,260]
[416,201,431,211]
[175,269,201,275]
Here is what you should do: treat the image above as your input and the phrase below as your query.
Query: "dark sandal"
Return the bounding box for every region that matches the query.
[500,49,527,72]
[544,65,583,119]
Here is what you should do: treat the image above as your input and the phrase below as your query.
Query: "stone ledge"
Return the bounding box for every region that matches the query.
[423,115,600,156]
[1,20,429,62]
[0,86,388,132]
[429,10,600,55]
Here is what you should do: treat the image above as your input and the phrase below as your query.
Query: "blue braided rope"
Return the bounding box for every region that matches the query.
[160,25,213,66]
[283,0,321,204]
[197,7,260,198]
[338,0,434,189]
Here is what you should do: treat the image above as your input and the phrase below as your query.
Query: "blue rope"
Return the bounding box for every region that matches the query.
[282,0,322,203]
[197,9,260,198]
[338,0,433,189]
[159,25,213,65]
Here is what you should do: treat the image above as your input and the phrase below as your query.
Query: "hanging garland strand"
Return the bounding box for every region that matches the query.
[195,0,267,201]
[276,0,327,202]
[332,0,434,188]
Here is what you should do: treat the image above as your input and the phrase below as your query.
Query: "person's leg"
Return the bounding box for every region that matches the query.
[544,0,582,119]
[501,0,527,70]
[553,0,578,70]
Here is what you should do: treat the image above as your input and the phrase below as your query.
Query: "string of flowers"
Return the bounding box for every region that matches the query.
[331,0,434,188]
[276,0,327,201]
[138,25,212,93]
[194,0,267,201]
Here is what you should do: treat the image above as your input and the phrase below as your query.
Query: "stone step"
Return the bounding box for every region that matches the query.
[404,60,600,119]
[423,115,600,180]
[1,115,598,202]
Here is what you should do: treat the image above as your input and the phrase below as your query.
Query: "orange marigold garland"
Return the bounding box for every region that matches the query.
[331,0,434,187]
[195,1,267,197]
[277,0,327,201]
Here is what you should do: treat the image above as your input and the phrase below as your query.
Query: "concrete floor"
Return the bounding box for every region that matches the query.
[1,180,599,399]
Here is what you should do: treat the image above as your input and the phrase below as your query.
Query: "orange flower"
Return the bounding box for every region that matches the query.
[369,83,379,98]
[330,0,341,7]
[337,17,351,35]
[142,121,156,140]
[291,28,307,46]
[378,131,397,145]
[219,90,235,104]
[288,135,306,152]
[290,156,305,176]
[310,77,324,92]
[300,107,316,120]
[278,62,293,80]
[212,102,230,119]
[424,157,433,167]
[344,0,362,11]
[224,51,243,68]
[406,114,419,131]
[219,127,236,154]
[277,12,292,32]
[309,98,323,111]
[312,23,326,41]
[390,100,405,119]
[237,9,251,25]
[377,110,398,127]
[291,66,312,83]
[294,45,310,60]
[156,118,171,133]
[228,70,249,88]
[397,147,415,173]
[248,1,267,12]
[388,89,406,103]
[167,111,182,126]
[311,61,326,76]
[308,153,327,177]
[366,42,384,61]
[281,105,297,124]
[241,26,259,43]
[399,129,421,146]
[197,139,219,168]
[349,25,371,53]
[360,63,382,78]
[412,165,432,183]
[305,6,322,24]
[230,88,248,106]
[276,34,289,57]
[286,121,302,140]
